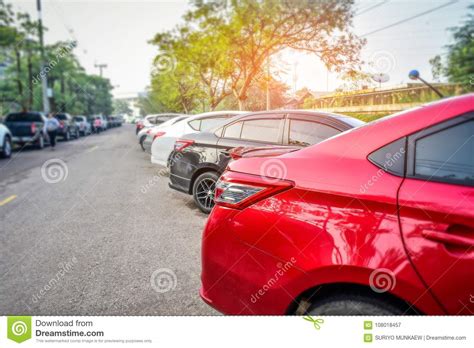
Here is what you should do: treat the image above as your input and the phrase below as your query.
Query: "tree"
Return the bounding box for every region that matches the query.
[445,5,474,89]
[151,25,231,111]
[429,5,474,91]
[0,1,113,115]
[335,70,373,92]
[113,99,132,115]
[222,76,290,111]
[186,0,364,109]
[429,55,443,82]
[150,0,364,112]
[147,62,200,113]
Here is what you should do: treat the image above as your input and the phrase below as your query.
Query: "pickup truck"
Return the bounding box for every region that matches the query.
[4,111,49,149]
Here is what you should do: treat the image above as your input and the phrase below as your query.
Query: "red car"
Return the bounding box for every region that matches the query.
[200,94,474,315]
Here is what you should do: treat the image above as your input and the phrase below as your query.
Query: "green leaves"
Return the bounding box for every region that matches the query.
[432,5,474,91]
[0,1,113,115]
[149,0,363,112]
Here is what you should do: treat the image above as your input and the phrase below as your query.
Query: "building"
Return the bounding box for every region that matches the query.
[113,91,145,120]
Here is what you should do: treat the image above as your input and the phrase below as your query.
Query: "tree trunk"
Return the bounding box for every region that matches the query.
[237,98,244,111]
[181,100,188,114]
[48,78,56,112]
[27,53,33,110]
[60,72,66,112]
[14,48,23,106]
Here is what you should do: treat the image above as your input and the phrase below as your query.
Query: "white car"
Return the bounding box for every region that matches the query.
[150,111,247,167]
[139,115,190,153]
[0,123,12,158]
[136,114,185,142]
[144,113,182,129]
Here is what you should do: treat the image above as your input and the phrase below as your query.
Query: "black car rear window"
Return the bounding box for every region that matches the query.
[6,112,43,122]
[55,114,68,120]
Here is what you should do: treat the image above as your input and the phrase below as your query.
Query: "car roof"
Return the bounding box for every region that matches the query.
[295,93,474,157]
[187,110,248,121]
[146,113,184,119]
[206,109,364,133]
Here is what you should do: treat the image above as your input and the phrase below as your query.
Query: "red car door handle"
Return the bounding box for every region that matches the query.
[422,230,474,248]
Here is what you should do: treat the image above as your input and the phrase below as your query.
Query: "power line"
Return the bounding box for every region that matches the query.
[355,0,390,17]
[50,1,77,43]
[361,0,459,37]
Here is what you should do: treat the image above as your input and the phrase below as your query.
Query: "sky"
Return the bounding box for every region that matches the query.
[12,0,473,98]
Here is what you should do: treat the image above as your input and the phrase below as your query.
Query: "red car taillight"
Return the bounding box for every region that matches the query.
[174,139,194,152]
[153,131,166,140]
[214,171,294,210]
[31,123,37,133]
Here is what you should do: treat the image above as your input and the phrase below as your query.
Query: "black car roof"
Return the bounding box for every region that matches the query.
[208,109,364,133]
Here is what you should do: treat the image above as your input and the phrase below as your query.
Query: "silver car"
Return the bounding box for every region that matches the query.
[73,116,92,136]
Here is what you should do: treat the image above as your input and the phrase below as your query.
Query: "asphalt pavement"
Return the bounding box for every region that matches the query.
[0,124,217,315]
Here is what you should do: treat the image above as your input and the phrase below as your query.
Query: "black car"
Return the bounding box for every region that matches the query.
[107,115,118,128]
[55,113,80,140]
[4,111,50,149]
[168,110,365,213]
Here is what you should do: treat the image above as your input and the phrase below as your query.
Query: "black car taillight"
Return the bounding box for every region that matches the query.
[214,170,294,210]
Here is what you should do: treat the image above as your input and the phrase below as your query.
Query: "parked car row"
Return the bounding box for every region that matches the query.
[135,113,183,135]
[0,111,123,157]
[136,94,474,316]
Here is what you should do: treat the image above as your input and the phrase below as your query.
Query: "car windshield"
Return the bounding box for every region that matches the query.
[55,114,67,120]
[6,112,42,122]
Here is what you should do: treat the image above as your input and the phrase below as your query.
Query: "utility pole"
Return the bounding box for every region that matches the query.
[37,0,50,114]
[95,63,107,77]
